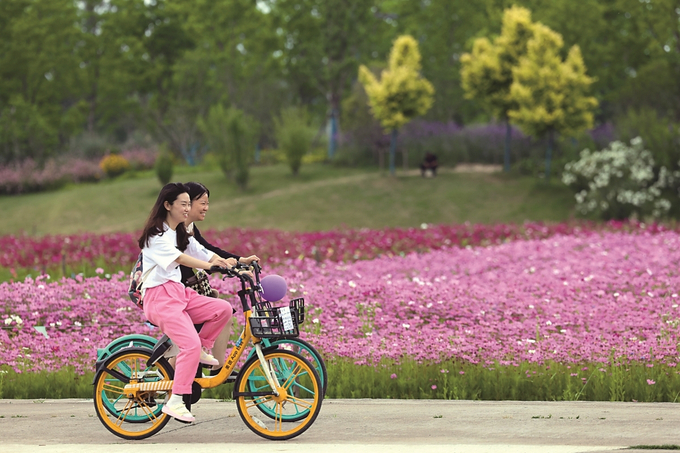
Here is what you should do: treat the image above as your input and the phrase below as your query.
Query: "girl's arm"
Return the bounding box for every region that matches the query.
[175,253,233,270]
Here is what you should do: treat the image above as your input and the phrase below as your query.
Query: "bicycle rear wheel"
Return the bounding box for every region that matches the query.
[93,347,172,440]
[234,350,322,440]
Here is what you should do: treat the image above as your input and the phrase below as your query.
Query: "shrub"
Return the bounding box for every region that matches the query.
[69,132,113,159]
[99,154,130,178]
[154,148,174,185]
[197,104,258,190]
[274,107,314,176]
[0,157,102,195]
[121,147,158,171]
[562,137,677,220]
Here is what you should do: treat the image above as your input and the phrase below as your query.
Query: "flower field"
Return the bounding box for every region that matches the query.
[0,220,669,278]
[2,221,680,400]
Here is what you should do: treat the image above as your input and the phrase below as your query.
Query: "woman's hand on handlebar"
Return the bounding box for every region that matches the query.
[211,256,237,269]
[239,255,260,265]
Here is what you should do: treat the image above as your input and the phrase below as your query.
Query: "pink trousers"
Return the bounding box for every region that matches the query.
[144,281,233,395]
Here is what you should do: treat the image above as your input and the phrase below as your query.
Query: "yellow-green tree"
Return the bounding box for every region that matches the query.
[460,6,536,172]
[508,23,598,180]
[358,35,434,175]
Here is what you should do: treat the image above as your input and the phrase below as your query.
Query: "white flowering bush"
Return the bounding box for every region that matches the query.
[562,137,677,220]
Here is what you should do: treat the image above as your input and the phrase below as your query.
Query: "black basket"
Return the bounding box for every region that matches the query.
[249,305,299,339]
[254,298,305,325]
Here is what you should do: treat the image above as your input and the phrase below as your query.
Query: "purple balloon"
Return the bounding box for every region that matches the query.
[260,274,287,302]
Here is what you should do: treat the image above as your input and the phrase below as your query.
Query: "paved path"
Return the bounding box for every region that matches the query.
[1,399,679,452]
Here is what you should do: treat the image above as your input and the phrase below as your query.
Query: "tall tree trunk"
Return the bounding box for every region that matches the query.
[504,119,512,172]
[327,108,338,160]
[545,129,555,181]
[389,129,398,176]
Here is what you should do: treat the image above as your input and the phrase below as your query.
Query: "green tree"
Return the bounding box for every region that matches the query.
[0,0,83,163]
[197,104,257,190]
[508,23,598,180]
[274,107,314,176]
[358,35,434,175]
[179,0,281,126]
[460,5,536,172]
[264,0,381,159]
[611,0,680,120]
[387,0,503,124]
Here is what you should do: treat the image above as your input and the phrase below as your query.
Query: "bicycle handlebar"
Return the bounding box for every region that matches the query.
[210,261,262,285]
[210,261,264,312]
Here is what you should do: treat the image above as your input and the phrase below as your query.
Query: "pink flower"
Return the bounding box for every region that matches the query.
[647,379,656,385]
[95,268,104,274]
[431,385,437,390]
[459,371,465,375]
[390,373,397,379]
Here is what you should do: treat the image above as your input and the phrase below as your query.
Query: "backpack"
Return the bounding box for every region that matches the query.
[128,252,156,309]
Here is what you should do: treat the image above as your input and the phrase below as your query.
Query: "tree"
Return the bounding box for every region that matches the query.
[388,0,503,124]
[0,0,83,163]
[460,5,536,172]
[358,35,434,175]
[274,107,314,176]
[265,0,381,160]
[508,23,598,180]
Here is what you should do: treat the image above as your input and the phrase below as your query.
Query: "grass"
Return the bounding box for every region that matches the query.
[1,163,576,236]
[2,358,679,401]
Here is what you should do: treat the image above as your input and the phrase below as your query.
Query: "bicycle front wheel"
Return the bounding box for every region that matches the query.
[93,347,172,440]
[234,350,323,440]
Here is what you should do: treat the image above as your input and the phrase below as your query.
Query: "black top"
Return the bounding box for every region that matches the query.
[180,224,240,284]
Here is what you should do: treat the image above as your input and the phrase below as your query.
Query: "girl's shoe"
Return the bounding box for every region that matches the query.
[162,400,195,423]
[199,348,219,366]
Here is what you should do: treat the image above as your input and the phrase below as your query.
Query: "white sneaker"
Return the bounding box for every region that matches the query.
[162,399,195,423]
[199,348,219,366]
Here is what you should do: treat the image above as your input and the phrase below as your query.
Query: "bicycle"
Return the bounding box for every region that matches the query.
[95,263,327,424]
[92,262,324,440]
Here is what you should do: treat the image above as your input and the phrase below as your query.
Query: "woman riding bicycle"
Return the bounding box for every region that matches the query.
[138,182,234,423]
[180,181,260,372]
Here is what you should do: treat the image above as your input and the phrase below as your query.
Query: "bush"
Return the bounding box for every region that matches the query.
[197,104,258,190]
[69,132,113,159]
[99,154,130,178]
[274,107,314,176]
[121,147,158,171]
[0,157,102,195]
[562,137,676,220]
[154,148,174,185]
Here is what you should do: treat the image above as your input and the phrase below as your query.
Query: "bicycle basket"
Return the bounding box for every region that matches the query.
[254,298,305,325]
[249,306,299,339]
